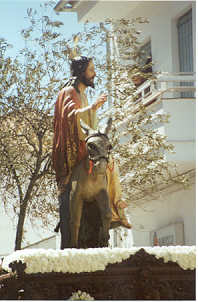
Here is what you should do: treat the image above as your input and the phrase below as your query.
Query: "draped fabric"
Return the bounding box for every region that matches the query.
[107,157,128,224]
[52,86,130,227]
[52,87,87,191]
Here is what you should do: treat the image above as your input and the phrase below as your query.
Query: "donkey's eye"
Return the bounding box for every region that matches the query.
[88,143,97,151]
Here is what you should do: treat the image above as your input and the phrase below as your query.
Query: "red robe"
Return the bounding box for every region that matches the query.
[52,86,87,190]
[52,86,131,228]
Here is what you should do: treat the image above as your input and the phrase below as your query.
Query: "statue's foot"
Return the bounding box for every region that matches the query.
[117,200,128,209]
[110,220,132,229]
[120,219,132,229]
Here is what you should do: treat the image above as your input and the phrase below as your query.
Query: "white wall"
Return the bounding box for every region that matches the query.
[0,202,55,255]
[163,99,195,142]
[0,205,16,255]
[156,98,196,164]
[130,182,195,246]
[145,98,195,167]
[78,1,195,74]
[23,235,57,249]
[75,1,196,248]
[126,2,196,247]
[124,1,195,73]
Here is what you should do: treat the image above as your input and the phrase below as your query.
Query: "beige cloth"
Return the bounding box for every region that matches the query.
[78,93,127,223]
[106,157,126,222]
[78,92,98,131]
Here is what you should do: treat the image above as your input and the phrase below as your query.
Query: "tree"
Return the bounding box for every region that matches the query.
[0,6,188,250]
[70,17,189,204]
[0,2,72,250]
[0,2,110,250]
[97,19,189,204]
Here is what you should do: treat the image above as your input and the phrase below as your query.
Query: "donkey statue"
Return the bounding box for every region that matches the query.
[69,117,113,248]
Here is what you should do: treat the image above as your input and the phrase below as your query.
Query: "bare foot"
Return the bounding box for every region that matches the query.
[120,219,132,229]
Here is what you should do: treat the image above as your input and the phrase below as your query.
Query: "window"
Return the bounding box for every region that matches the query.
[138,40,152,70]
[132,41,152,88]
[177,9,193,97]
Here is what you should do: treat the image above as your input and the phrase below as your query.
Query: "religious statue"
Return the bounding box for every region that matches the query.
[52,56,131,249]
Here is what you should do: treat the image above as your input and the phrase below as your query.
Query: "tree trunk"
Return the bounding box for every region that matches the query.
[14,164,40,250]
[15,203,27,250]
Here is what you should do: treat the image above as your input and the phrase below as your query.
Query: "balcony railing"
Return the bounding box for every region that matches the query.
[134,72,196,107]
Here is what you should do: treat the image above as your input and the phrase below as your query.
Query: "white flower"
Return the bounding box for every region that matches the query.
[68,290,94,300]
[2,246,196,274]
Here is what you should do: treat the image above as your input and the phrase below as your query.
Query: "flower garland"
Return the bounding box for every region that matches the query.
[68,290,94,300]
[2,246,196,274]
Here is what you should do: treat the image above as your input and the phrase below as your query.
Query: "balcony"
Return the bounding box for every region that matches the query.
[134,72,196,108]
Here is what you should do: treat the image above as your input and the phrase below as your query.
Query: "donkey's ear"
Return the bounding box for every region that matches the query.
[103,117,112,136]
[80,119,91,137]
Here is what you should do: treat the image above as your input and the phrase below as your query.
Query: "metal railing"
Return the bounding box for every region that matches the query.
[134,72,196,106]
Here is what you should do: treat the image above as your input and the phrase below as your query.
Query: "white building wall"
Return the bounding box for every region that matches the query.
[77,1,195,247]
[77,2,195,73]
[57,1,196,248]
[0,202,56,255]
[147,98,195,165]
[0,205,16,255]
[162,99,196,164]
[163,100,195,142]
[23,235,57,249]
[108,2,196,247]
[130,182,195,246]
[117,2,195,246]
[123,2,195,73]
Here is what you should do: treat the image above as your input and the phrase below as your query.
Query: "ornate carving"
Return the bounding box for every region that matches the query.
[0,249,195,300]
[9,260,26,276]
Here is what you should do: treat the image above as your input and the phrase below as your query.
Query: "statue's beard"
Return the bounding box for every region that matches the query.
[80,74,95,88]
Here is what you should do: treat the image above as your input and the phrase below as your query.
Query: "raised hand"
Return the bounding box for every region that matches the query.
[91,94,107,111]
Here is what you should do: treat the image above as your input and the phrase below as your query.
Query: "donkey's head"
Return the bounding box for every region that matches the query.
[80,118,113,167]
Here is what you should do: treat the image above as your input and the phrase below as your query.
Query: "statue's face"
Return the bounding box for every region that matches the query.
[80,60,96,88]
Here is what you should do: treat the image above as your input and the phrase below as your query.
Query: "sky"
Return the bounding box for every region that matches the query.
[0,0,84,58]
[0,0,85,255]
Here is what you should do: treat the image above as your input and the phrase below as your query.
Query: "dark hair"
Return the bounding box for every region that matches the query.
[70,56,92,77]
[63,56,93,91]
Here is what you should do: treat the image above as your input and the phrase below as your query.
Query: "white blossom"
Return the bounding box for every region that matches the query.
[2,246,196,274]
[68,290,94,300]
